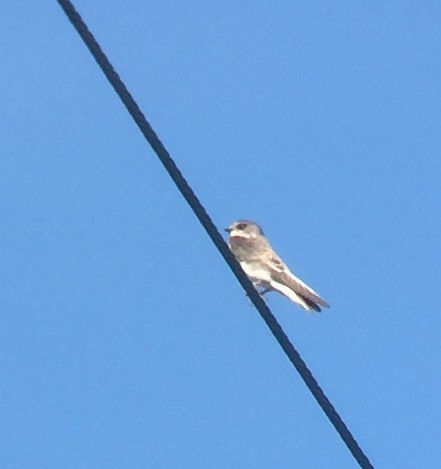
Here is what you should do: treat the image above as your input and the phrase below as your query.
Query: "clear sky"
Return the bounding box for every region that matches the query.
[1,2,441,468]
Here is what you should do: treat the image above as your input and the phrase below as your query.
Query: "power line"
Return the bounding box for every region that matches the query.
[56,2,374,467]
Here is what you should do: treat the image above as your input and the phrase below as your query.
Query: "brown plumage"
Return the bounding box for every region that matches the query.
[226,219,329,312]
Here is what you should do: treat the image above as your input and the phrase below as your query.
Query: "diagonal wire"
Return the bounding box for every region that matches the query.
[56,1,374,467]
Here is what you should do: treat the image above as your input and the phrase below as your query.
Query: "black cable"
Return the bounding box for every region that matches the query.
[56,2,374,467]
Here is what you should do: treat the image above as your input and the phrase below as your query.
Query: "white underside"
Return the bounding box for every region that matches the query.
[240,261,312,311]
[239,261,272,284]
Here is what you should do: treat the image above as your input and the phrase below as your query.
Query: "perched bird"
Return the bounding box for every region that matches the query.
[225,220,330,312]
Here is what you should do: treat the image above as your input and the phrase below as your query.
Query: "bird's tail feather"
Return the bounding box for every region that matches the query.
[270,281,320,312]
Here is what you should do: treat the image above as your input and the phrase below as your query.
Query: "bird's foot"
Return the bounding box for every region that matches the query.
[245,285,270,303]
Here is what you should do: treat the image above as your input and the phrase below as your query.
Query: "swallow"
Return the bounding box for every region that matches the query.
[225,220,330,312]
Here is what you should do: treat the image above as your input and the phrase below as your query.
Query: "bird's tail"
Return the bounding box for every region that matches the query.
[270,281,321,312]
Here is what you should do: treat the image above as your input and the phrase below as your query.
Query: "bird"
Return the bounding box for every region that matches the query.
[225,219,330,312]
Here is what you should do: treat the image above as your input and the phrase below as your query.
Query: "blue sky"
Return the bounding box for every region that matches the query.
[1,2,441,467]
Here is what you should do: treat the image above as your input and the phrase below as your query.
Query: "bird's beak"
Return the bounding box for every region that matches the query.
[225,227,232,233]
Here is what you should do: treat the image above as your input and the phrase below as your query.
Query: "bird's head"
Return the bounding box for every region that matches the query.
[225,219,264,238]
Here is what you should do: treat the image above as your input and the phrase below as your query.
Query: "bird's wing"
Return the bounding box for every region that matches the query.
[268,256,330,309]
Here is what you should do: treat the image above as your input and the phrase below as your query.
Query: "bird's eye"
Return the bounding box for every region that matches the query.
[236,223,247,230]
